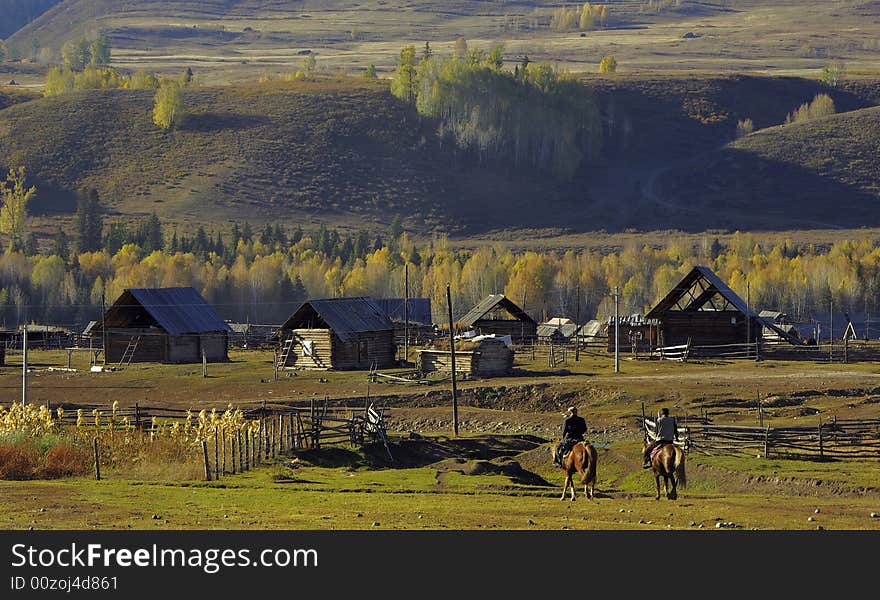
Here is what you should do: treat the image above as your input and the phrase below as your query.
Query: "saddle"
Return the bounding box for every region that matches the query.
[650,442,672,462]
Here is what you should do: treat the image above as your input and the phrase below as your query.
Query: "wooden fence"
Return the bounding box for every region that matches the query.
[56,398,391,480]
[643,409,880,460]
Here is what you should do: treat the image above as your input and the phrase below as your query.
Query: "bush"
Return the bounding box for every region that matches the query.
[39,443,91,478]
[0,435,90,480]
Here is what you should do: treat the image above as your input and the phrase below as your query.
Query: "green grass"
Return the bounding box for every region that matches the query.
[2,440,878,530]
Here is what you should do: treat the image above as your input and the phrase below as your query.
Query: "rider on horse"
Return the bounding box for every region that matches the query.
[554,406,587,467]
[643,407,679,468]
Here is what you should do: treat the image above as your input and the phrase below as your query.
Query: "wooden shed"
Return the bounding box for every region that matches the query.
[537,318,578,344]
[460,294,537,343]
[93,287,231,364]
[277,297,396,370]
[645,266,797,352]
[419,336,514,378]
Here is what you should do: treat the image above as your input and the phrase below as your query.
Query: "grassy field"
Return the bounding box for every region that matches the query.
[1,347,878,530]
[6,1,880,83]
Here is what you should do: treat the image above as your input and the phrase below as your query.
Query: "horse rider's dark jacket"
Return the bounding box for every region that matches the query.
[560,415,587,455]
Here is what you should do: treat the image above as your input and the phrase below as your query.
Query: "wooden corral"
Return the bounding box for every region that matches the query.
[460,294,537,343]
[227,322,280,349]
[92,287,231,364]
[419,337,514,378]
[606,316,660,353]
[277,297,396,370]
[1,325,74,350]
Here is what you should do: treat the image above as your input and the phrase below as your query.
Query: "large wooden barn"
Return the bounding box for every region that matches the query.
[645,266,796,350]
[94,287,231,364]
[460,295,537,343]
[277,297,396,370]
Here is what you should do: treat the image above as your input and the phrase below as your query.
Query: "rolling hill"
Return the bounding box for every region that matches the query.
[1,72,879,237]
[654,105,880,230]
[0,0,61,40]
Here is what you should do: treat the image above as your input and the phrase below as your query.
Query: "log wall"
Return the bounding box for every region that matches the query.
[659,312,760,347]
[284,328,395,370]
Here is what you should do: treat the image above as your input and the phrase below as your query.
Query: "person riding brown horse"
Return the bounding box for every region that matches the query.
[643,407,679,468]
[553,406,587,468]
[644,439,686,500]
[551,439,598,501]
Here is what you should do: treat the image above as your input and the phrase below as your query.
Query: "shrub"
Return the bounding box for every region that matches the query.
[0,439,39,479]
[39,443,91,479]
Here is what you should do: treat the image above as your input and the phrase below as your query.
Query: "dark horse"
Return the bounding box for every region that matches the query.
[644,442,686,500]
[551,441,598,501]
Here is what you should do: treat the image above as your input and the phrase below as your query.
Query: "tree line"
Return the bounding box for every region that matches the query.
[391,41,603,180]
[4,170,880,335]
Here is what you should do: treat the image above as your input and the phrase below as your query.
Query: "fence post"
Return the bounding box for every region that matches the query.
[231,434,237,474]
[202,440,211,481]
[763,425,770,459]
[93,437,101,481]
[278,414,284,454]
[238,430,244,471]
[818,418,824,460]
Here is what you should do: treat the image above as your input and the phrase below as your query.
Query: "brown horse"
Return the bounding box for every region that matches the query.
[551,441,598,501]
[644,442,686,500]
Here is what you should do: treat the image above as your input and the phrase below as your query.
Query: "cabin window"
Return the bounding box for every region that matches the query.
[302,340,314,357]
[358,341,368,361]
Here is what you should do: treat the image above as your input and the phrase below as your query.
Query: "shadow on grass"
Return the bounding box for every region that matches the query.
[179,112,271,133]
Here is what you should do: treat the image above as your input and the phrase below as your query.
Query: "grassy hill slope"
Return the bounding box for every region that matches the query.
[655,105,880,230]
[0,0,61,39]
[1,73,879,236]
[0,78,585,235]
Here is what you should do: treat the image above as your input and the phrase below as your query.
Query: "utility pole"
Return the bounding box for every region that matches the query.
[746,281,751,357]
[446,283,459,437]
[22,325,28,406]
[613,286,620,373]
[574,284,580,362]
[101,291,107,367]
[404,263,409,365]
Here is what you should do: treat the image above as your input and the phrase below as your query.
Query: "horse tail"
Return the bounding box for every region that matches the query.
[585,444,598,483]
[675,447,687,489]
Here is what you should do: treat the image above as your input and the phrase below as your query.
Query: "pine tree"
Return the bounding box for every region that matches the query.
[75,188,103,253]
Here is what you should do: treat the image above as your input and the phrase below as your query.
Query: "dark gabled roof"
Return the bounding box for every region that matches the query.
[102,287,231,334]
[646,266,755,318]
[372,298,433,325]
[280,297,393,342]
[460,294,536,326]
[646,266,799,344]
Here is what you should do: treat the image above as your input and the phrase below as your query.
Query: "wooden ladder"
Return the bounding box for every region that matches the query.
[277,336,294,369]
[117,336,140,368]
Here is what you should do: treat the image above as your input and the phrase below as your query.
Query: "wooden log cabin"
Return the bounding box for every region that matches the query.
[92,287,231,364]
[277,297,396,370]
[645,266,797,353]
[460,294,537,344]
[419,337,514,378]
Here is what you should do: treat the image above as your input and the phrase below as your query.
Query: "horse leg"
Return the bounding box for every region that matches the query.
[669,473,678,500]
[654,473,661,500]
[561,472,574,501]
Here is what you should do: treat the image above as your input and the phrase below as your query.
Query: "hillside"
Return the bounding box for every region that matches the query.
[0,0,61,39]
[654,105,880,230]
[0,78,589,235]
[1,73,879,236]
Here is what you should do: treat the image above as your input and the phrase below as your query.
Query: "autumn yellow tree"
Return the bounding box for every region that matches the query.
[0,167,36,253]
[152,80,183,130]
[598,55,617,73]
